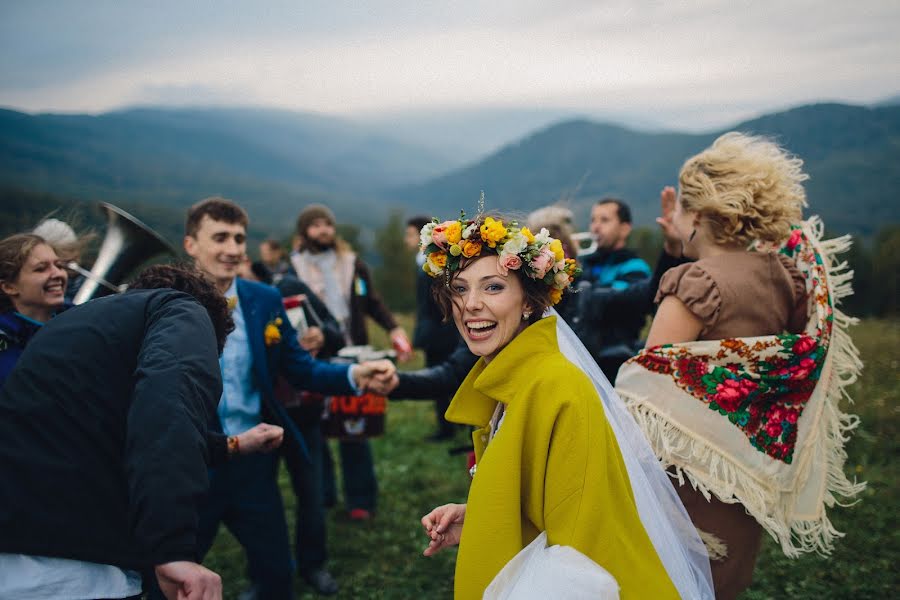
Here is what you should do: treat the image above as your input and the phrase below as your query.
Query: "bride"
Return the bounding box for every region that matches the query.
[417,214,713,599]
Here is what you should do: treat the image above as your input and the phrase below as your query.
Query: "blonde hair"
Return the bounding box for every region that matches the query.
[679,132,808,246]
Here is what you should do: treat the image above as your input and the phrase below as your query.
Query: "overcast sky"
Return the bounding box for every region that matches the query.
[1,1,898,131]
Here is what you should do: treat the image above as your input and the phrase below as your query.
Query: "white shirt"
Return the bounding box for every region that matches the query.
[0,554,142,599]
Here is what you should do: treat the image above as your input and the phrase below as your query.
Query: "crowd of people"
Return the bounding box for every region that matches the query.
[0,131,864,599]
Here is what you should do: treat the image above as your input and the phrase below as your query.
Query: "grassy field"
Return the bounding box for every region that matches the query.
[204,317,899,599]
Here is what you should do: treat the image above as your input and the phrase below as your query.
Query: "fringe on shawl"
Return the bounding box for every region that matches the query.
[623,217,866,558]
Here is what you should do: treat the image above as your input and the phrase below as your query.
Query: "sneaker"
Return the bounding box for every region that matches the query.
[302,568,339,596]
[348,508,372,521]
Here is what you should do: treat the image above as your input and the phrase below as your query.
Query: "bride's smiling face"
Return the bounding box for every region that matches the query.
[450,255,530,364]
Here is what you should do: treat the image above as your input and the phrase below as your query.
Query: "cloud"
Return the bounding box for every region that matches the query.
[0,0,898,129]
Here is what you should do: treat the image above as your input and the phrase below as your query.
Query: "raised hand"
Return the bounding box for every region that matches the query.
[155,561,222,600]
[389,327,414,363]
[235,423,284,455]
[421,502,466,556]
[656,186,682,256]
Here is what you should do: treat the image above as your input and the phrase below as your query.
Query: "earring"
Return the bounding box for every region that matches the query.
[688,228,697,243]
[522,311,531,320]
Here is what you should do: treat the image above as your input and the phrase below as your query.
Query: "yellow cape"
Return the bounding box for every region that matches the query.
[446,316,678,599]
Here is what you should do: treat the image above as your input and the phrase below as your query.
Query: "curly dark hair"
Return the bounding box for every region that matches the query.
[129,263,234,353]
[431,255,552,328]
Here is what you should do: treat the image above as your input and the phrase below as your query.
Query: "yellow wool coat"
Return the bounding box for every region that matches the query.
[445,316,678,599]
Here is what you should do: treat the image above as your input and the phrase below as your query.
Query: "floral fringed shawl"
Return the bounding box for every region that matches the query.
[616,217,865,558]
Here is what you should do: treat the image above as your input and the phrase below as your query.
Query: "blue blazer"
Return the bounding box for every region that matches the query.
[235,278,354,460]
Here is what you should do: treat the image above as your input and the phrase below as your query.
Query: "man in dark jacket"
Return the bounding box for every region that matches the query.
[573,194,688,382]
[574,198,653,381]
[0,264,229,600]
[406,215,461,441]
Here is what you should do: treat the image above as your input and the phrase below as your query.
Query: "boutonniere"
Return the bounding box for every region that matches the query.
[264,317,283,346]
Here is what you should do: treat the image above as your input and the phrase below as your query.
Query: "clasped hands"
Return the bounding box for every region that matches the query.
[351,359,397,395]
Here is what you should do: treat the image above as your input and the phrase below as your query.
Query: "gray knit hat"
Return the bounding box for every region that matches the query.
[296,204,337,240]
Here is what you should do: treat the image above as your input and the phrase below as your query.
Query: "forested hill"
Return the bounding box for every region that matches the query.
[0,106,457,231]
[1,102,897,237]
[395,103,900,237]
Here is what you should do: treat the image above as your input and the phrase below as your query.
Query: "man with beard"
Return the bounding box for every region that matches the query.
[289,204,411,522]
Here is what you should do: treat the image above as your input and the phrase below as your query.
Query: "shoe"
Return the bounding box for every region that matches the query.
[302,568,339,596]
[348,508,372,521]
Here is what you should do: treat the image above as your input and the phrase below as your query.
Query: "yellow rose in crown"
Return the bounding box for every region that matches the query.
[479,217,507,248]
[461,239,483,258]
[445,221,462,244]
[264,317,283,346]
[429,251,448,268]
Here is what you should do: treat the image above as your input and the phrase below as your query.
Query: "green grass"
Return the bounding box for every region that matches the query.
[204,317,899,598]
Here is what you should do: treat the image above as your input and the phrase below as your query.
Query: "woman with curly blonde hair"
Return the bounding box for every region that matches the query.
[633,132,813,599]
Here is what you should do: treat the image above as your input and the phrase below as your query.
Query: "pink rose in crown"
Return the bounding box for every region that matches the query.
[792,335,816,355]
[431,220,455,249]
[529,248,555,279]
[766,422,783,438]
[786,228,802,250]
[497,253,523,276]
[786,410,799,424]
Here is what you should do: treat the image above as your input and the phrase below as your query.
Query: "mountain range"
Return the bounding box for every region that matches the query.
[394,103,900,237]
[1,101,898,238]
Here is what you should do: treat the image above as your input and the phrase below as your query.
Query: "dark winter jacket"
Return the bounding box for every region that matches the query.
[0,289,222,570]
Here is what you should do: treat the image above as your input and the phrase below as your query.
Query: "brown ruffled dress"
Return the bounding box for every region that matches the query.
[656,251,808,600]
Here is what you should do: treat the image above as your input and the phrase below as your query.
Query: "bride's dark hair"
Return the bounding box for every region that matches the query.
[432,254,551,327]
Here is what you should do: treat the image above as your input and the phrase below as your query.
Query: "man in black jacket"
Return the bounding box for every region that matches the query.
[573,192,687,382]
[0,264,230,600]
[406,215,461,441]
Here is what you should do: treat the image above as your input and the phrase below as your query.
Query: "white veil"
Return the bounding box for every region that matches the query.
[552,310,715,599]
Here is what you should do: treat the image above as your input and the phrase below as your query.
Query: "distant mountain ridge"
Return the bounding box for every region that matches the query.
[395,103,900,236]
[0,106,458,230]
[0,102,897,237]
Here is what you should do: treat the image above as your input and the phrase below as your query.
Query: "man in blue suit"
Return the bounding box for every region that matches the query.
[183,197,395,599]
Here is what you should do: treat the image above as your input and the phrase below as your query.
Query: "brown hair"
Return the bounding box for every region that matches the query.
[0,234,49,312]
[185,197,249,238]
[129,263,235,354]
[431,255,552,327]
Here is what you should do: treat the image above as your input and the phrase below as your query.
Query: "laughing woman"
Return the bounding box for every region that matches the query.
[417,215,713,599]
[0,234,69,385]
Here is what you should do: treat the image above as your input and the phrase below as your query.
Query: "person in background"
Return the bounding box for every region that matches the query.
[406,214,461,441]
[0,263,229,600]
[182,197,395,599]
[573,198,652,381]
[290,203,411,521]
[0,233,68,385]
[33,217,95,303]
[258,238,291,284]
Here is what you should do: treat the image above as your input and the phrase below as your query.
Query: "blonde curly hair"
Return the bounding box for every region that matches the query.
[679,132,808,246]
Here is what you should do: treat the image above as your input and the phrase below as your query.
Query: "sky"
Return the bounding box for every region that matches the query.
[2,0,898,136]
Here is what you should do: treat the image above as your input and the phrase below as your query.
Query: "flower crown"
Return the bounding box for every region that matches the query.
[419,212,581,305]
